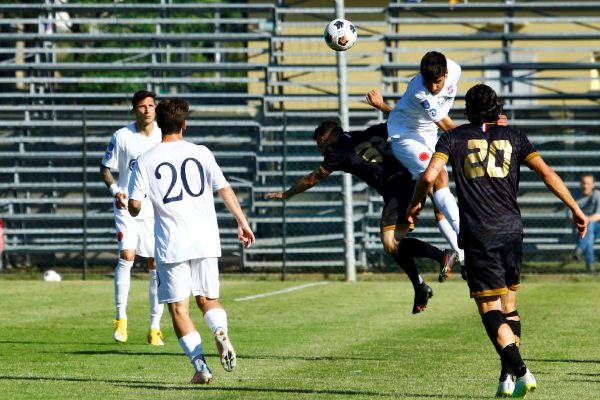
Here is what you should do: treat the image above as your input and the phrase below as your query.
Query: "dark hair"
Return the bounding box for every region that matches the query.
[156,98,189,134]
[313,121,342,141]
[420,51,447,82]
[464,84,503,125]
[131,90,157,109]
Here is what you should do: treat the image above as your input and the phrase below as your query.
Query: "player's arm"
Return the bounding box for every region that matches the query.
[365,89,393,113]
[266,167,330,200]
[435,116,458,133]
[407,156,447,224]
[100,165,127,209]
[526,155,587,237]
[219,186,255,248]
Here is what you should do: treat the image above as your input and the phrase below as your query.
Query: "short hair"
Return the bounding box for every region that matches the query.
[156,98,189,134]
[131,90,156,109]
[464,84,503,125]
[313,121,342,141]
[420,51,447,82]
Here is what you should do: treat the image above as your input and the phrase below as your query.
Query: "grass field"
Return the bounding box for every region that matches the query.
[1,275,599,399]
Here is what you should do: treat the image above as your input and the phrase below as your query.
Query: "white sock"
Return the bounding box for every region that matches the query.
[148,269,164,330]
[114,258,134,320]
[433,187,460,234]
[438,219,460,252]
[179,331,205,370]
[203,308,228,334]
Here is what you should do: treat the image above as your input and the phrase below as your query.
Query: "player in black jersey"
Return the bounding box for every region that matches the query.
[267,121,459,314]
[407,84,587,397]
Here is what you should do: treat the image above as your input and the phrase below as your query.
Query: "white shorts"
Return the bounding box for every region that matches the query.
[114,209,155,257]
[390,135,445,179]
[156,258,220,304]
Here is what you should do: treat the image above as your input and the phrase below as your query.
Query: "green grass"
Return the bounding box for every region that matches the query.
[1,276,599,399]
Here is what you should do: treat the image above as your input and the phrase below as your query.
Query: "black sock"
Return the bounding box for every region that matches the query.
[500,343,527,378]
[393,239,422,288]
[400,237,444,262]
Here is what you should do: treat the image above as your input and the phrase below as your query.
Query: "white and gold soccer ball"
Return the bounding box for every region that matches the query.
[43,269,62,282]
[324,19,357,52]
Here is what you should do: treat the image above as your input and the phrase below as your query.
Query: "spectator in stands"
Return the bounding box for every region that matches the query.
[366,51,465,267]
[100,90,165,345]
[266,121,460,314]
[128,97,254,384]
[573,174,600,273]
[407,83,587,398]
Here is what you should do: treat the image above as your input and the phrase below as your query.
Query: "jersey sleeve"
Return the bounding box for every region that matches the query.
[101,132,119,169]
[128,156,149,202]
[433,131,452,163]
[203,148,230,191]
[320,149,341,174]
[517,131,539,163]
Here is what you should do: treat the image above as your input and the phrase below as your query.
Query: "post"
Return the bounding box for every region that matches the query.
[82,108,88,280]
[281,112,288,281]
[335,0,356,282]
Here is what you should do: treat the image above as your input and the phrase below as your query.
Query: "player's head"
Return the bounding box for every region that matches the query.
[131,90,157,126]
[156,98,189,135]
[580,174,595,196]
[420,51,447,95]
[314,121,343,154]
[464,84,503,125]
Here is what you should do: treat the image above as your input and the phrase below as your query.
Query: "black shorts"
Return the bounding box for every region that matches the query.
[462,233,523,298]
[380,173,415,232]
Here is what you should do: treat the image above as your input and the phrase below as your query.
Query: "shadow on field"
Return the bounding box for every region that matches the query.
[528,358,600,364]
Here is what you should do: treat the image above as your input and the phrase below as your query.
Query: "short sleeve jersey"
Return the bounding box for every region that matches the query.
[101,121,162,219]
[129,140,230,263]
[433,123,539,239]
[575,189,600,216]
[387,58,461,146]
[319,123,409,195]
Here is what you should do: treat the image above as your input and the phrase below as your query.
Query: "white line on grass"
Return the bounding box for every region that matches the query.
[234,281,330,302]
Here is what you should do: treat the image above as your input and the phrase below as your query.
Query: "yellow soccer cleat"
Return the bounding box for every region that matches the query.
[511,370,537,398]
[113,318,128,343]
[147,328,165,346]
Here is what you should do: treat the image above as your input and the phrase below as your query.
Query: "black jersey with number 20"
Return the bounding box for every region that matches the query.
[433,123,539,240]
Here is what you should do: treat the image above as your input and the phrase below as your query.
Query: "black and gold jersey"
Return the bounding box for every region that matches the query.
[320,123,409,196]
[433,123,539,240]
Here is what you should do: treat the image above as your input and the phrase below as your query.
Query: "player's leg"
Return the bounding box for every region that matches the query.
[160,260,212,384]
[138,217,165,345]
[112,211,138,343]
[432,206,465,279]
[496,290,519,397]
[192,258,236,372]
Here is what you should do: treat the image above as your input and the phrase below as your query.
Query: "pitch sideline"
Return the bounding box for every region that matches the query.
[233,281,330,302]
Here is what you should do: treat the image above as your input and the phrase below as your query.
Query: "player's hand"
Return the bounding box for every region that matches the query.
[497,114,508,126]
[406,203,422,225]
[115,192,128,209]
[266,192,284,200]
[572,208,588,238]
[238,223,256,249]
[365,89,385,110]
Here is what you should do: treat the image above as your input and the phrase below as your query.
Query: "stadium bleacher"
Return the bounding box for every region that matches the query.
[1,1,599,273]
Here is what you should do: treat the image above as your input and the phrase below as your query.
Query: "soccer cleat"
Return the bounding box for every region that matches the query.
[412,283,433,314]
[439,250,459,282]
[147,328,165,346]
[189,363,213,385]
[214,327,237,372]
[511,370,537,398]
[113,318,128,343]
[496,375,515,397]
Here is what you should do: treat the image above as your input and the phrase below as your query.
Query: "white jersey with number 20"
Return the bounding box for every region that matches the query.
[129,140,230,263]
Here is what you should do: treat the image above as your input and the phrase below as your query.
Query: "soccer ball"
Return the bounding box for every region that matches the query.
[324,19,357,52]
[43,269,62,282]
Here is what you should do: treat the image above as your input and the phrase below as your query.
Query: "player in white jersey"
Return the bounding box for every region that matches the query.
[128,98,255,385]
[367,51,464,266]
[100,90,165,346]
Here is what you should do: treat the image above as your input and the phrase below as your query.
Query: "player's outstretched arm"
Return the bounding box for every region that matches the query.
[365,89,393,113]
[266,168,329,200]
[527,155,587,238]
[407,157,446,224]
[219,186,256,248]
[435,116,458,133]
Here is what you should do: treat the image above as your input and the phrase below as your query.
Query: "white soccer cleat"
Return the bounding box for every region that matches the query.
[214,327,237,372]
[496,375,515,397]
[511,370,537,398]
